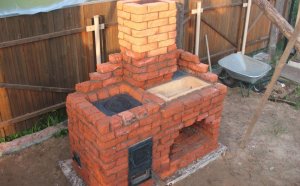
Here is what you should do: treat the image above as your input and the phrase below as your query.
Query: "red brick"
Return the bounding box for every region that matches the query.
[124,33,147,45]
[108,85,120,96]
[97,63,121,73]
[131,12,158,22]
[139,179,154,186]
[212,94,226,104]
[87,96,97,106]
[123,76,145,88]
[158,50,177,62]
[90,81,103,91]
[118,111,137,126]
[132,27,159,37]
[147,47,167,57]
[148,18,169,28]
[148,33,168,43]
[132,56,158,67]
[124,20,148,30]
[97,88,109,99]
[178,59,188,67]
[117,10,130,19]
[159,24,176,33]
[215,83,228,94]
[124,63,147,73]
[125,49,146,60]
[147,2,169,12]
[159,9,177,18]
[119,39,131,49]
[132,42,158,53]
[123,3,148,14]
[89,72,111,80]
[168,43,177,52]
[158,39,175,48]
[168,31,177,39]
[118,25,131,35]
[130,106,148,119]
[162,102,184,118]
[197,72,218,83]
[75,81,91,93]
[103,77,122,87]
[109,53,123,63]
[95,121,110,134]
[181,51,200,63]
[188,63,208,73]
[197,112,208,121]
[113,69,124,76]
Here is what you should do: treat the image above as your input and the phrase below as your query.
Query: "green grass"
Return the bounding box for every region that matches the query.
[294,86,300,110]
[53,128,69,138]
[270,121,287,137]
[0,109,67,143]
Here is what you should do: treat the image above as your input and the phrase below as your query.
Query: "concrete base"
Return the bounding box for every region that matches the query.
[288,60,300,69]
[163,143,227,185]
[59,159,86,186]
[0,121,67,157]
[59,143,227,186]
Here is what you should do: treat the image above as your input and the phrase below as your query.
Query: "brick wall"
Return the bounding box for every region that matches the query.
[117,0,178,89]
[66,0,227,185]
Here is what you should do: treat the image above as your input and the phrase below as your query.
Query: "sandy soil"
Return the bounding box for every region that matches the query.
[0,88,300,186]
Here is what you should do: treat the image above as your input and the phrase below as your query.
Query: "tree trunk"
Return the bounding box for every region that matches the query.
[253,0,300,52]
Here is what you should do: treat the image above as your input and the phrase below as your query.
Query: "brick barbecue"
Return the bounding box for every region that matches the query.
[66,0,227,185]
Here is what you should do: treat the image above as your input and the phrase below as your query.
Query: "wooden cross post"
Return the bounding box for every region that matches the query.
[86,15,105,65]
[240,21,300,148]
[241,0,252,54]
[192,1,203,56]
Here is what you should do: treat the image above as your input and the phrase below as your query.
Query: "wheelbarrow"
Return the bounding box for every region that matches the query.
[218,53,272,96]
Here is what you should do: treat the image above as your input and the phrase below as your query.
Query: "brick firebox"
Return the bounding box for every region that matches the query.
[66,0,227,186]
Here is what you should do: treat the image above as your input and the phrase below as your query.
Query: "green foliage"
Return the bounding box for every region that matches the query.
[271,121,287,137]
[294,86,300,110]
[291,0,300,27]
[0,109,67,143]
[53,128,69,138]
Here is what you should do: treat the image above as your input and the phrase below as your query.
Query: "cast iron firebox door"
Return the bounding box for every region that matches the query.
[128,138,153,185]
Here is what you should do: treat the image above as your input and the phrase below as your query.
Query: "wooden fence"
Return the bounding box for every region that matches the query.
[181,0,277,63]
[0,0,288,137]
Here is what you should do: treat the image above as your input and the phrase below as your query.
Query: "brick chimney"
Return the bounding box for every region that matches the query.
[117,0,178,89]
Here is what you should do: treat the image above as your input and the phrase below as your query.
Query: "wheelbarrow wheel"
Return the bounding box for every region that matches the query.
[252,83,266,93]
[218,70,237,88]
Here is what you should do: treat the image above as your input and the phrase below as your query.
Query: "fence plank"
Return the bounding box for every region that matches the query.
[0,102,66,128]
[0,83,74,93]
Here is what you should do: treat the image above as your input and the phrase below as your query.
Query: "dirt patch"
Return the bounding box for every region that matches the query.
[176,88,300,186]
[0,88,300,186]
[0,137,70,186]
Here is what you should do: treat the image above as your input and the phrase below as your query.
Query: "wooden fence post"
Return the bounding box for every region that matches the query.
[242,0,252,54]
[194,1,202,56]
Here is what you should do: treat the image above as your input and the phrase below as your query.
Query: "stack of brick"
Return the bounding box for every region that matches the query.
[75,53,123,93]
[67,82,166,185]
[117,0,178,89]
[155,83,227,179]
[67,80,227,185]
[177,50,218,83]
